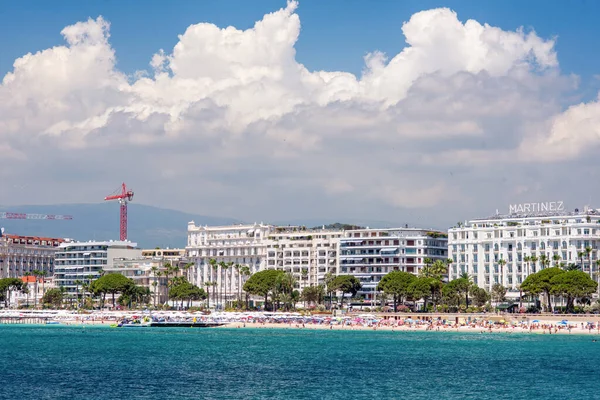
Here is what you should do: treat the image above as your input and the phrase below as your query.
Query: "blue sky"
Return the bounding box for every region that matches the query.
[2,0,599,89]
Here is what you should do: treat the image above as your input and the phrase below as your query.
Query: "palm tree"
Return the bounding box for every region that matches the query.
[204,281,212,309]
[39,270,47,303]
[150,266,160,307]
[74,279,83,309]
[539,254,549,270]
[162,262,172,306]
[234,264,242,308]
[578,251,585,270]
[24,272,31,308]
[552,254,561,267]
[529,255,538,274]
[219,261,229,309]
[208,259,218,308]
[523,256,531,276]
[31,269,41,308]
[497,259,507,286]
[585,246,593,274]
[241,267,252,309]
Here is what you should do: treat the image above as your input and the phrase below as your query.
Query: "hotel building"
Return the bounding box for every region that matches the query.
[264,228,342,289]
[339,228,448,302]
[0,233,64,279]
[107,248,189,305]
[448,204,600,294]
[186,223,272,305]
[187,222,449,306]
[53,240,142,295]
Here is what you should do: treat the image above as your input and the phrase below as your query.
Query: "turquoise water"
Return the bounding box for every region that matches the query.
[1,325,599,400]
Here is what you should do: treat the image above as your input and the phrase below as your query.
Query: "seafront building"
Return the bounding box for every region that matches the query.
[448,204,600,296]
[0,233,64,279]
[186,223,273,305]
[53,240,141,295]
[187,222,448,306]
[264,228,342,289]
[107,248,189,305]
[340,228,448,302]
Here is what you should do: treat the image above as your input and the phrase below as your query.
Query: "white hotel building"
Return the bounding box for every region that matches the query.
[448,203,600,294]
[187,222,447,305]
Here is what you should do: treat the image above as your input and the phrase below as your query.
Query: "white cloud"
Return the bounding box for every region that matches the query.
[0,1,597,227]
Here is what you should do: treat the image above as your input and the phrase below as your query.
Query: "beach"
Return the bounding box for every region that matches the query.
[4,309,599,336]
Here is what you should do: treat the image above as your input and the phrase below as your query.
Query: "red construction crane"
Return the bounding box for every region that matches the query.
[0,212,73,220]
[104,183,134,241]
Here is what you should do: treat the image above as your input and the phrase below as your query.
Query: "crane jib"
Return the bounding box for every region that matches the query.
[0,212,73,220]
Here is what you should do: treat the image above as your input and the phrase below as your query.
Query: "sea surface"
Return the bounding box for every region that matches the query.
[0,325,599,400]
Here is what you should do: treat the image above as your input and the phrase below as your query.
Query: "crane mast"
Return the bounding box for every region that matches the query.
[104,183,134,241]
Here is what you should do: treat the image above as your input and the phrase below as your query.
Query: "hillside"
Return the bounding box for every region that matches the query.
[0,203,240,248]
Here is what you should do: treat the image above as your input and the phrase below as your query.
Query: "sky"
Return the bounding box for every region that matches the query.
[1,0,600,229]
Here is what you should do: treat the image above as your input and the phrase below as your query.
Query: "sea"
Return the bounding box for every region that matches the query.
[1,325,599,400]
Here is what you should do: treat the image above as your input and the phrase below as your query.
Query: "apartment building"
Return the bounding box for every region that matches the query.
[53,240,141,295]
[339,228,448,301]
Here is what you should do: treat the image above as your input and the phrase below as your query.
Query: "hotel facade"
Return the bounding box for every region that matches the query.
[0,233,64,279]
[187,222,448,305]
[448,203,600,295]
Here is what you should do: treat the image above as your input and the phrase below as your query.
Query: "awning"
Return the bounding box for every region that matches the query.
[342,240,364,244]
[380,248,398,254]
[83,252,90,256]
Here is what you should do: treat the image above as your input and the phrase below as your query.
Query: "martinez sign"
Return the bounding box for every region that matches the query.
[509,201,565,214]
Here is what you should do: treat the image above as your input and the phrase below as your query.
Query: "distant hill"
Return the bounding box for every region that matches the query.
[0,203,240,248]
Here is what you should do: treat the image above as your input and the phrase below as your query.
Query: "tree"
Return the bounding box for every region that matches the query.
[550,270,597,313]
[442,278,471,309]
[0,278,24,308]
[330,275,362,308]
[408,277,434,311]
[323,271,336,309]
[470,286,490,307]
[497,259,507,286]
[243,269,285,310]
[520,267,564,312]
[491,284,507,304]
[169,280,207,309]
[275,272,297,311]
[377,271,416,312]
[42,288,64,308]
[301,285,325,307]
[90,273,135,308]
[419,260,447,280]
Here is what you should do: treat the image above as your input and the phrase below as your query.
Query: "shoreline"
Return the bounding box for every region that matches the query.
[3,322,600,337]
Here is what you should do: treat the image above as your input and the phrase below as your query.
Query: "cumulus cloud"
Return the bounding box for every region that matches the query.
[0,1,596,227]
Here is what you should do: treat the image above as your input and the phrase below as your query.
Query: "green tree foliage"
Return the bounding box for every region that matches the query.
[377,271,416,312]
[491,284,507,304]
[520,267,564,312]
[243,269,285,310]
[443,278,472,309]
[301,285,325,306]
[169,280,207,308]
[41,288,64,308]
[550,270,597,312]
[469,286,490,307]
[90,273,135,308]
[330,275,362,308]
[0,278,24,308]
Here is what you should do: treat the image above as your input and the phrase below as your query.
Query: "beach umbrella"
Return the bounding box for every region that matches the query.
[532,320,540,323]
